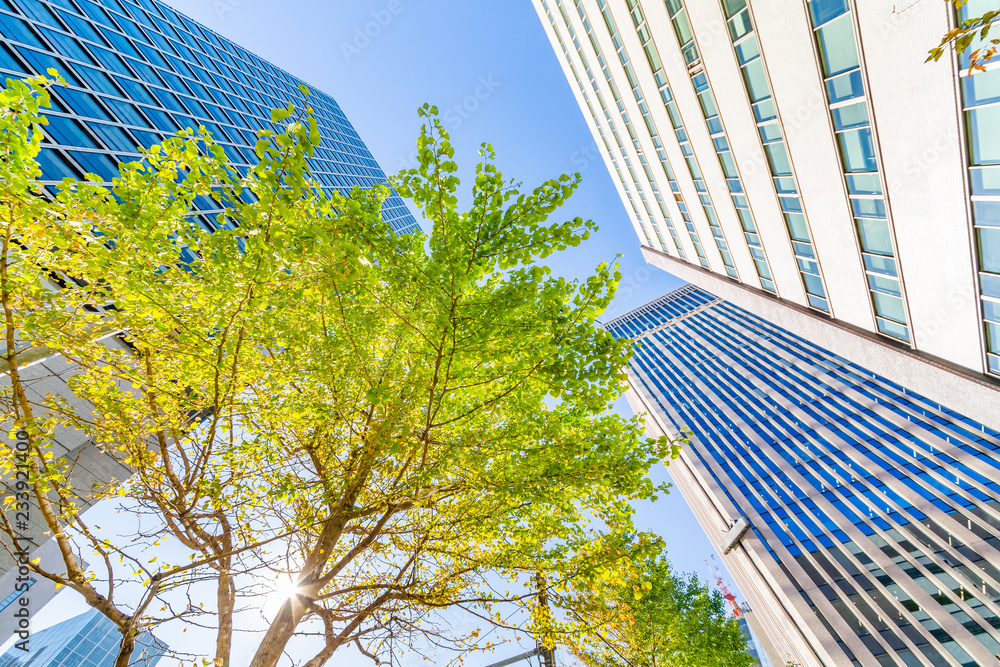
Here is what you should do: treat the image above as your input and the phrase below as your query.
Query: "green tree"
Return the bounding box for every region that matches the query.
[558,545,757,667]
[0,75,679,667]
[928,0,1000,72]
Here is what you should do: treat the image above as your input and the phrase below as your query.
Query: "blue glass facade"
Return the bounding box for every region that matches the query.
[0,0,418,234]
[610,285,1000,667]
[0,608,164,667]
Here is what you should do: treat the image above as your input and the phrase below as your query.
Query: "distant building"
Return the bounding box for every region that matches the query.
[0,541,88,646]
[609,285,1000,666]
[533,0,1000,432]
[0,608,165,667]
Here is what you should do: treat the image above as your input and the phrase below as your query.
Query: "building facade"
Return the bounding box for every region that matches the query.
[610,285,1000,667]
[0,608,165,667]
[533,0,1000,432]
[0,0,417,233]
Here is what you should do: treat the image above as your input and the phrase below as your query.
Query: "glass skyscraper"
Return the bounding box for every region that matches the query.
[0,608,165,667]
[0,0,418,233]
[609,285,1000,667]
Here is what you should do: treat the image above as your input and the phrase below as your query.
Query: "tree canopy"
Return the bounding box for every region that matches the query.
[0,73,685,667]
[556,544,758,667]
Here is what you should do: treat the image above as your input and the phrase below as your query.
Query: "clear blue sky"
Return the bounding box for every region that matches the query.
[158,0,737,620]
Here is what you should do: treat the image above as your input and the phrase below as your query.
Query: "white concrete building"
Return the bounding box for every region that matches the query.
[532,0,1000,432]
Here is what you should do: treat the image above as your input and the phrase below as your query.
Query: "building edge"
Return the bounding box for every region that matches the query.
[639,245,1000,433]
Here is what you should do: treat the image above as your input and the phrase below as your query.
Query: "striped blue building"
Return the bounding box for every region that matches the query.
[609,285,1000,667]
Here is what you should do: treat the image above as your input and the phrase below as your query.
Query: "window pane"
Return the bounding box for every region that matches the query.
[36,147,80,181]
[673,12,694,48]
[968,104,1000,165]
[864,253,898,276]
[868,274,902,297]
[826,69,865,104]
[816,15,859,77]
[872,292,907,324]
[974,200,1000,226]
[971,166,1000,195]
[988,322,1000,354]
[982,272,1000,298]
[983,298,1000,323]
[44,115,98,148]
[803,273,826,296]
[743,58,770,102]
[838,127,878,172]
[736,35,760,66]
[962,68,1000,106]
[759,122,782,142]
[699,91,718,118]
[846,172,882,195]
[877,317,909,341]
[723,0,747,19]
[774,177,797,193]
[980,227,1000,273]
[852,197,886,219]
[720,151,738,178]
[786,213,810,241]
[753,98,776,122]
[728,9,752,41]
[858,218,894,256]
[832,100,869,131]
[809,0,849,26]
[765,142,792,176]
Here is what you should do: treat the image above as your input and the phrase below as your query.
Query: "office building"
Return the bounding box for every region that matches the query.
[533,0,1000,431]
[0,0,417,233]
[609,285,1000,667]
[0,607,165,667]
[0,541,89,647]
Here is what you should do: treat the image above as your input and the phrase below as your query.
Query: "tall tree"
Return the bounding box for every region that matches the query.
[555,543,757,667]
[0,75,677,667]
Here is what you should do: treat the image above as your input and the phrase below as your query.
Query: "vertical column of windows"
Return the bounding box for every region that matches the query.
[546,0,666,253]
[720,0,832,312]
[955,0,1000,376]
[584,0,708,265]
[803,0,911,342]
[622,0,739,279]
[659,0,778,293]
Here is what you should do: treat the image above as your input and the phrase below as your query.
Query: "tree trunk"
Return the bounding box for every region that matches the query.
[114,628,136,667]
[247,595,309,667]
[216,571,235,667]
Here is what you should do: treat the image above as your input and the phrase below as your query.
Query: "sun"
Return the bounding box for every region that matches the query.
[272,575,301,600]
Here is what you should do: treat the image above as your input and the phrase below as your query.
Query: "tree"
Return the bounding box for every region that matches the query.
[927,1,1000,73]
[556,544,757,667]
[0,74,678,667]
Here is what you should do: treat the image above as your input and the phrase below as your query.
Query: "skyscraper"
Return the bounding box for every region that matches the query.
[533,0,1000,432]
[609,285,1000,667]
[0,608,165,667]
[0,0,417,233]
